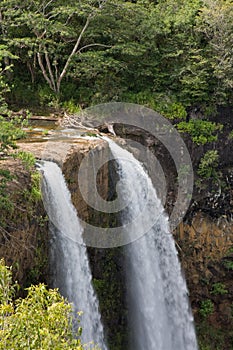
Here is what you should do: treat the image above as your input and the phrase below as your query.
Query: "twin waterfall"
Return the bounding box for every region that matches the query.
[108,139,198,350]
[39,138,198,350]
[40,161,107,350]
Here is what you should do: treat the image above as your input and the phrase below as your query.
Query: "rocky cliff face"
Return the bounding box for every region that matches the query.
[0,137,110,287]
[175,214,233,349]
[0,157,48,289]
[1,119,232,349]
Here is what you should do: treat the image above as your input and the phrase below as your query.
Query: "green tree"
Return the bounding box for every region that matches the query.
[148,0,204,103]
[74,0,157,102]
[1,0,113,95]
[0,45,17,114]
[0,259,96,349]
[0,0,164,104]
[0,116,26,156]
[1,0,232,111]
[196,0,233,103]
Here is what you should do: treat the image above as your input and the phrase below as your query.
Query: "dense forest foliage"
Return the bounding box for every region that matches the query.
[0,0,232,116]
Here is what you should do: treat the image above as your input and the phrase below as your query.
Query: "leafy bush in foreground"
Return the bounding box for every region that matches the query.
[0,259,97,349]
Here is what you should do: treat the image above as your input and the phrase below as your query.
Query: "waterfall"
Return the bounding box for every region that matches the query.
[38,161,107,350]
[107,139,198,350]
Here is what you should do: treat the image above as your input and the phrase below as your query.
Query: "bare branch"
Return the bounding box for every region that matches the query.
[37,51,54,91]
[65,13,75,26]
[34,29,47,39]
[57,14,92,92]
[27,62,35,84]
[0,225,34,251]
[38,0,56,15]
[47,12,60,21]
[0,65,13,76]
[56,0,109,92]
[45,51,56,91]
[43,0,56,11]
[77,43,112,53]
[54,60,58,82]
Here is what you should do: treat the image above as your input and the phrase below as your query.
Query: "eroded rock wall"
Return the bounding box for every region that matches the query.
[0,158,48,289]
[175,214,233,349]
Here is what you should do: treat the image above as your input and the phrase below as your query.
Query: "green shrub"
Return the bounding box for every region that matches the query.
[123,91,187,120]
[62,99,82,114]
[155,100,187,120]
[10,78,38,107]
[13,150,36,170]
[0,259,96,350]
[0,169,14,214]
[228,130,233,140]
[37,85,59,109]
[199,299,214,318]
[0,116,26,155]
[30,171,41,202]
[199,343,211,350]
[223,260,233,271]
[197,150,219,179]
[177,119,222,145]
[0,259,17,304]
[210,283,228,296]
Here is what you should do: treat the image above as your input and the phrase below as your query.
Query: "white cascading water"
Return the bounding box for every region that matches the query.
[38,161,107,350]
[107,138,198,350]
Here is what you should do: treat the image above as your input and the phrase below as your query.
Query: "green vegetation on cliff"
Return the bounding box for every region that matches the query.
[0,259,96,350]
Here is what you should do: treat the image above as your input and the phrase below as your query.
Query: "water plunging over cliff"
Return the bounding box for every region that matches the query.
[39,161,107,350]
[107,139,198,350]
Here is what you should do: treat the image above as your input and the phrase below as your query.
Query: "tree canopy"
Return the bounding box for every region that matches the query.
[0,0,232,112]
